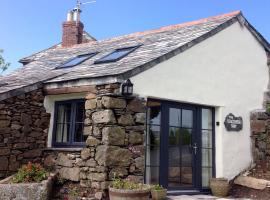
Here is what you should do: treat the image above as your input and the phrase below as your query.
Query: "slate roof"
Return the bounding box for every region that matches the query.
[0,11,269,100]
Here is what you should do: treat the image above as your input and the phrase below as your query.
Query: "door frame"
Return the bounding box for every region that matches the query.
[145,98,216,192]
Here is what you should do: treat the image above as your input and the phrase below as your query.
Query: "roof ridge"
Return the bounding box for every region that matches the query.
[96,10,241,43]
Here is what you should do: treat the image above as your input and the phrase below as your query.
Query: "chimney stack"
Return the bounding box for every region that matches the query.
[62,9,84,47]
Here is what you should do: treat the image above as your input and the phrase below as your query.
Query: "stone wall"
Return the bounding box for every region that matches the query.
[43,83,146,199]
[0,89,50,178]
[250,110,270,166]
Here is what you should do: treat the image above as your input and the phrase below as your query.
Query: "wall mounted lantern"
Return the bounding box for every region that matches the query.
[121,79,133,96]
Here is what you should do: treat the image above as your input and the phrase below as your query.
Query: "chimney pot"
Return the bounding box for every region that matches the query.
[67,11,74,22]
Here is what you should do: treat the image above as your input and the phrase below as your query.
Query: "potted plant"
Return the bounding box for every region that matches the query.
[151,184,167,200]
[109,177,150,200]
[210,178,230,197]
[0,162,55,200]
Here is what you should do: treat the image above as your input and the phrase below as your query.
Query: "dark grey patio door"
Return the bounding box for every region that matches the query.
[160,103,199,190]
[145,100,215,192]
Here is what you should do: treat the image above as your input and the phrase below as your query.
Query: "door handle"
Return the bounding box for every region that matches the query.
[192,143,198,155]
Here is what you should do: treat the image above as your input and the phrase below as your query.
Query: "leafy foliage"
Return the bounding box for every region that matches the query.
[151,184,164,190]
[0,49,10,73]
[111,176,149,190]
[12,162,48,183]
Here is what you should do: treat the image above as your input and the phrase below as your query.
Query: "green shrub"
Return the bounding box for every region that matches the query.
[151,184,164,190]
[12,162,47,183]
[111,177,149,190]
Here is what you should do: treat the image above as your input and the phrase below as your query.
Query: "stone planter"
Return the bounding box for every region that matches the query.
[0,174,55,200]
[151,188,167,200]
[210,178,230,197]
[109,187,150,200]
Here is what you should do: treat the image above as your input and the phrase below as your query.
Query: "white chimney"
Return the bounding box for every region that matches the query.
[67,11,74,22]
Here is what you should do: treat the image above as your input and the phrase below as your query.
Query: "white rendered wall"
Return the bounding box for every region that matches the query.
[130,22,269,180]
[44,93,86,148]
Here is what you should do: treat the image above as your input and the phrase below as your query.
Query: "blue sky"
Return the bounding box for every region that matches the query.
[1,0,269,74]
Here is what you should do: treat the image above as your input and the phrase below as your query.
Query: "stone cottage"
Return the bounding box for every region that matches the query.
[0,9,269,197]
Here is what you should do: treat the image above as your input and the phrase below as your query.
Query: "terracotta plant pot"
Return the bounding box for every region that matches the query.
[151,188,167,200]
[109,187,150,200]
[210,178,230,197]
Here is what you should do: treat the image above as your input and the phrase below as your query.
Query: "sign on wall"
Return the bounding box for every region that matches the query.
[224,113,243,132]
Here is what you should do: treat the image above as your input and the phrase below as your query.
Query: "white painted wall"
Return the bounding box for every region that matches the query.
[130,22,269,180]
[44,93,86,147]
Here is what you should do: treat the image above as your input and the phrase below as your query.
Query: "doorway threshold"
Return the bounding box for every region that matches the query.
[167,189,211,196]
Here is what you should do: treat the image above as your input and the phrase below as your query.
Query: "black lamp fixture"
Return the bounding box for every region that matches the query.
[121,79,134,96]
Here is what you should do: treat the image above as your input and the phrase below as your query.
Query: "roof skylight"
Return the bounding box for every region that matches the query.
[94,46,140,64]
[57,53,97,69]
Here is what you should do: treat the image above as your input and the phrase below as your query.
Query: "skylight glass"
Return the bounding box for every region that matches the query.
[95,46,140,64]
[58,53,97,69]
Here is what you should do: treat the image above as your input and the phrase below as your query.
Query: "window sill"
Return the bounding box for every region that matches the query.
[44,147,83,152]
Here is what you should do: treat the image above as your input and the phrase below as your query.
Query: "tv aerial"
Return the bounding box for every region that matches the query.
[72,0,96,24]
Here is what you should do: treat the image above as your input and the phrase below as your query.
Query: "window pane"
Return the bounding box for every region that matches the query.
[169,108,181,127]
[74,123,84,142]
[146,146,160,166]
[95,46,138,63]
[202,167,212,187]
[57,104,71,123]
[56,123,70,143]
[182,109,193,128]
[59,53,96,68]
[55,103,71,143]
[76,102,85,122]
[202,108,212,130]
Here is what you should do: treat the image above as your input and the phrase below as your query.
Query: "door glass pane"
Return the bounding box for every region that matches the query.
[202,130,212,148]
[168,108,194,188]
[202,167,212,187]
[169,127,180,145]
[201,108,214,188]
[147,125,160,146]
[182,109,193,128]
[145,166,159,184]
[202,109,212,130]
[146,146,160,166]
[181,167,193,186]
[169,146,180,166]
[168,167,180,187]
[147,102,161,125]
[169,108,181,127]
[146,101,161,185]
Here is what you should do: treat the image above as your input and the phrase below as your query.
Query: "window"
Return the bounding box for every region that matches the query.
[57,53,97,69]
[94,46,140,64]
[53,100,86,147]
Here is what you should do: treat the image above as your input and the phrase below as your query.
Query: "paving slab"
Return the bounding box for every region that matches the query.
[167,195,252,200]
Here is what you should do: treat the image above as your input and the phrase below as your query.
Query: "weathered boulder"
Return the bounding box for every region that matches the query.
[23,149,42,158]
[87,172,107,181]
[85,99,97,110]
[83,126,92,135]
[86,136,100,147]
[101,96,126,109]
[127,99,145,113]
[95,145,132,166]
[0,120,10,128]
[118,114,134,126]
[234,176,270,190]
[92,110,116,124]
[135,157,145,171]
[20,113,32,125]
[109,167,128,179]
[0,149,10,156]
[135,113,146,124]
[129,131,143,145]
[102,127,125,145]
[85,159,97,167]
[0,157,8,170]
[56,153,74,167]
[59,167,80,181]
[81,148,91,160]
